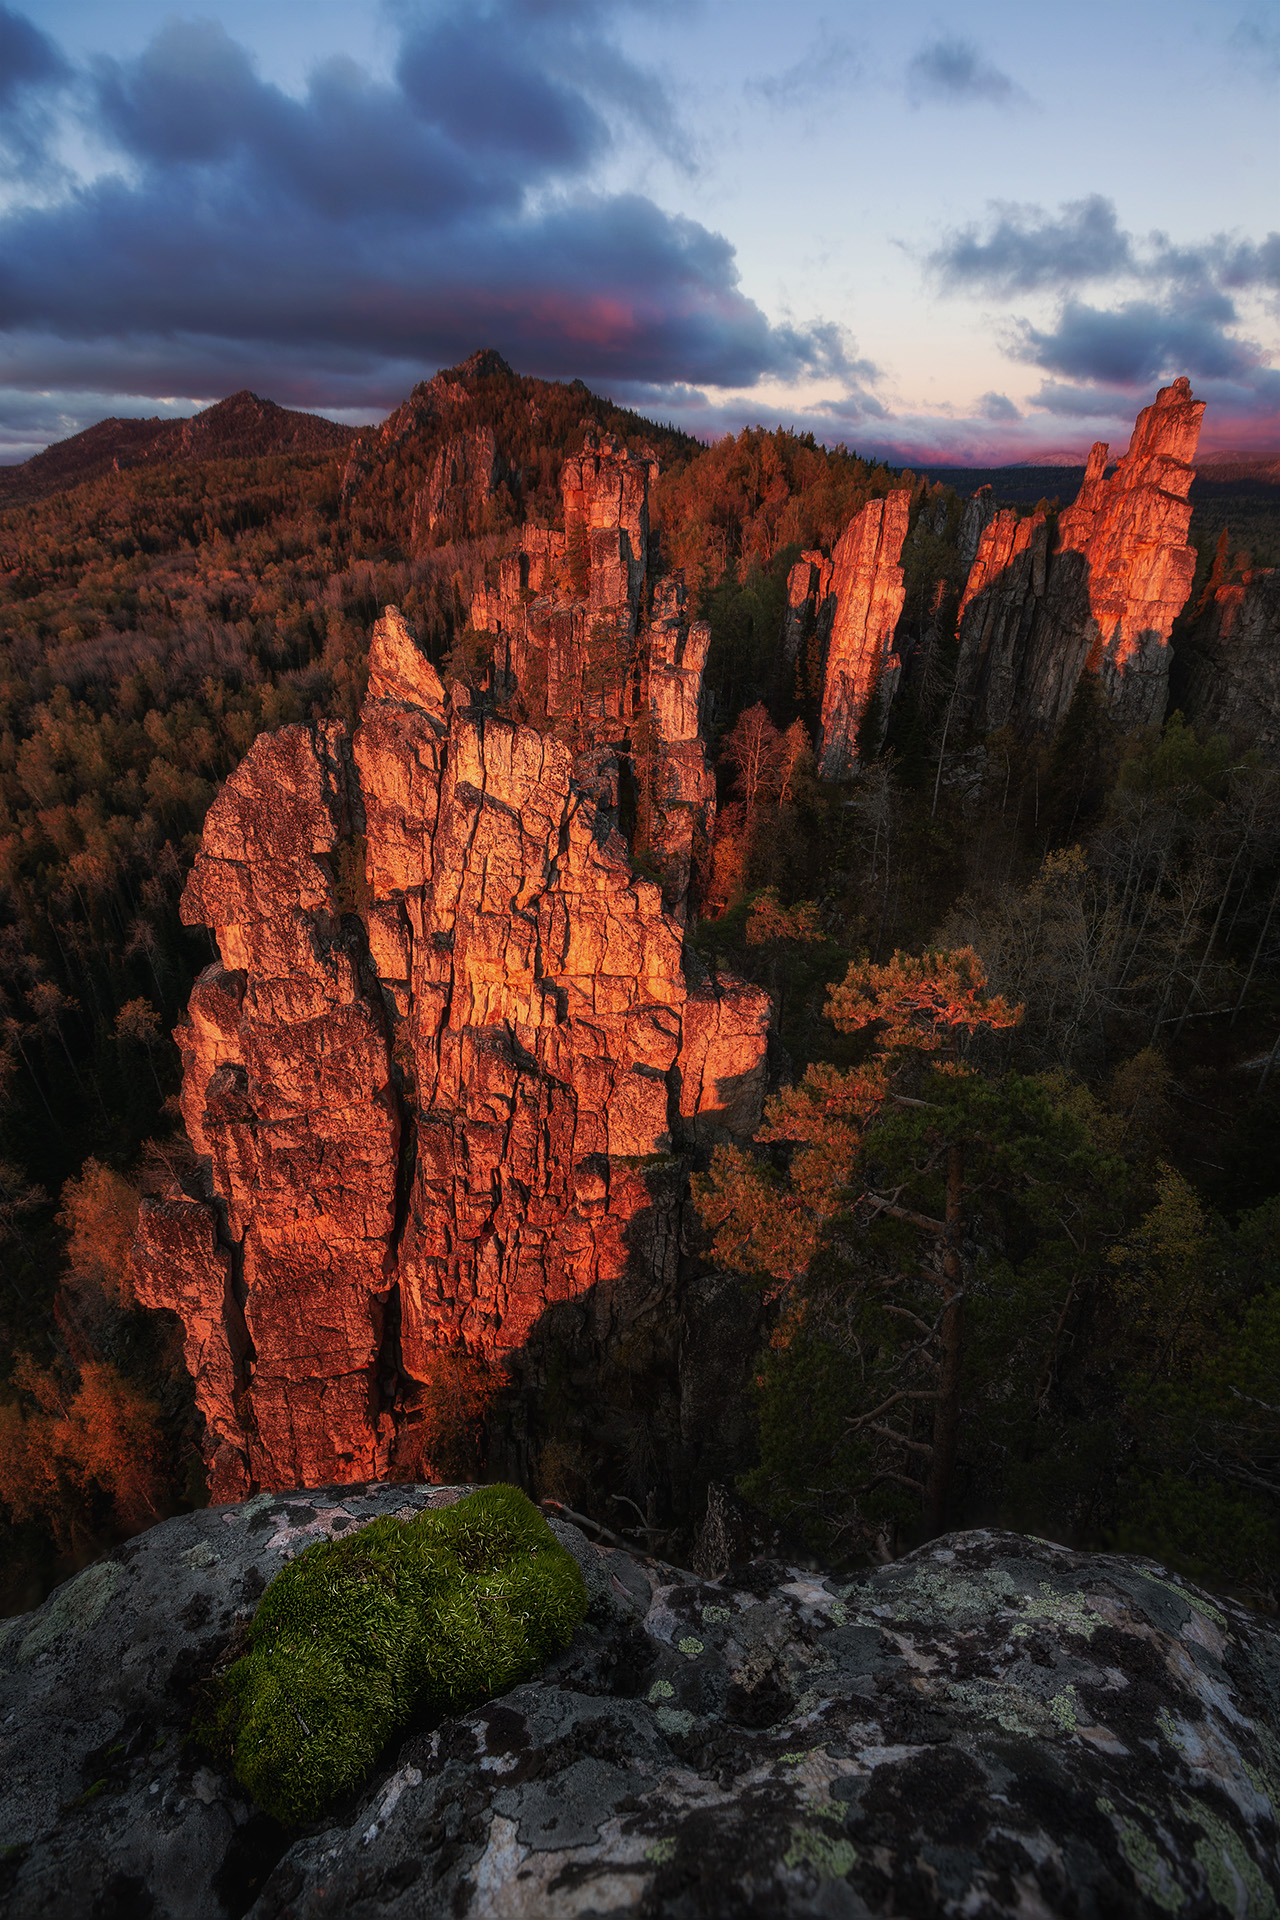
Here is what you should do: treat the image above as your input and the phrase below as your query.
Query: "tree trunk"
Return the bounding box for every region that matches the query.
[924,1142,965,1535]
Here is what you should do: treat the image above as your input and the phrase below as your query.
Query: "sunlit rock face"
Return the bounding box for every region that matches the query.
[134,609,769,1499]
[956,378,1205,734]
[469,431,715,925]
[817,493,912,778]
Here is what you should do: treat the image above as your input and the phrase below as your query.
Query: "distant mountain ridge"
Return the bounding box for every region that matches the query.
[0,390,361,506]
[1194,449,1280,485]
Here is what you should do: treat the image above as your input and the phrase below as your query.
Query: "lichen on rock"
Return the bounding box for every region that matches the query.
[4,1514,1280,1917]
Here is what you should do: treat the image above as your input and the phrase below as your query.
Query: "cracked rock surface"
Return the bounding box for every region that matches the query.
[3,1495,1278,1918]
[131,599,770,1499]
[954,379,1205,738]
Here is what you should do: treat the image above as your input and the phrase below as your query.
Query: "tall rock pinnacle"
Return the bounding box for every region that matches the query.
[955,378,1205,733]
[133,440,770,1500]
[818,493,912,778]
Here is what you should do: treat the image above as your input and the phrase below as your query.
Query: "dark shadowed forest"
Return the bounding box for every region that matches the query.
[1,358,1278,1617]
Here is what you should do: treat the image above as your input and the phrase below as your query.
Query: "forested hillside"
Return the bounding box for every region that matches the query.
[0,355,1276,1616]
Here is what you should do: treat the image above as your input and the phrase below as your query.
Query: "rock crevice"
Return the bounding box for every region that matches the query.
[136,593,769,1498]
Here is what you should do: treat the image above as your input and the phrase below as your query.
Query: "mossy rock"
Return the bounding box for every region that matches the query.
[195,1484,587,1825]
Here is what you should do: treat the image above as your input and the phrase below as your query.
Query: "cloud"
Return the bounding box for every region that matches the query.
[929,196,1133,295]
[905,38,1024,108]
[0,1,841,439]
[1229,10,1280,74]
[1014,295,1263,388]
[0,4,66,108]
[747,24,862,108]
[977,391,1021,422]
[930,196,1280,300]
[925,194,1280,439]
[0,2,70,182]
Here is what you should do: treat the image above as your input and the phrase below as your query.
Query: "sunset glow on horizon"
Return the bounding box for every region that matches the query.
[1,0,1276,466]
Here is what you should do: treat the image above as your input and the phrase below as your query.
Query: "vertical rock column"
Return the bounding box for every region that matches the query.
[135,610,770,1497]
[1178,568,1280,756]
[954,378,1205,735]
[817,491,912,778]
[134,722,402,1496]
[646,574,716,922]
[953,509,1049,734]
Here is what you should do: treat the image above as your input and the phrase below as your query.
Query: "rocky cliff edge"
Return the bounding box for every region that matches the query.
[2,1495,1278,1918]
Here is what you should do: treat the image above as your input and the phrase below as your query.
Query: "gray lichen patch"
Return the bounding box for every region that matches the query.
[17,1561,123,1665]
[2,1513,1278,1917]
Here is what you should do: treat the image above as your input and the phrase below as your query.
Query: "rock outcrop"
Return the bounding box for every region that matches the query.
[133,605,769,1501]
[5,1497,1279,1919]
[410,425,499,545]
[955,379,1205,735]
[469,431,714,923]
[817,493,912,778]
[953,508,1050,736]
[1178,568,1280,758]
[771,495,915,781]
[781,549,830,677]
[957,483,999,576]
[470,430,654,724]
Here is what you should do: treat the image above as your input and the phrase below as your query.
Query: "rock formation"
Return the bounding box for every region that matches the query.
[469,430,714,923]
[957,482,998,576]
[1178,568,1280,758]
[953,508,1049,736]
[817,492,912,777]
[781,549,830,676]
[775,496,913,781]
[133,598,769,1502]
[470,430,653,723]
[409,425,498,545]
[6,1498,1279,1918]
[955,378,1205,735]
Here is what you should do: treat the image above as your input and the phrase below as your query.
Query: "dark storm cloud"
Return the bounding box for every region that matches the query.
[0,3,70,182]
[905,38,1024,108]
[0,2,839,422]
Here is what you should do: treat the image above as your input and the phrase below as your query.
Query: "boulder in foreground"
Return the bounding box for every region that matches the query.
[2,1491,1278,1917]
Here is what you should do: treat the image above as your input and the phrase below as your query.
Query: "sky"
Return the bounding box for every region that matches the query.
[0,0,1277,466]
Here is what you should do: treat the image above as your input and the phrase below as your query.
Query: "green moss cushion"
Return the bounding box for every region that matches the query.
[196,1484,587,1825]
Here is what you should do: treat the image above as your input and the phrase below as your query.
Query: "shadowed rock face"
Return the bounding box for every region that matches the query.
[4,1505,1278,1919]
[955,379,1205,735]
[954,508,1050,737]
[1179,568,1280,758]
[133,607,769,1500]
[817,493,912,778]
[410,424,499,545]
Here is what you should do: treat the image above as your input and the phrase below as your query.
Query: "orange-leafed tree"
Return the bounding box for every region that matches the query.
[695,949,1128,1543]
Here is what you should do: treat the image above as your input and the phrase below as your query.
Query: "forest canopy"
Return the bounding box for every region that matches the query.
[1,355,1277,1615]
